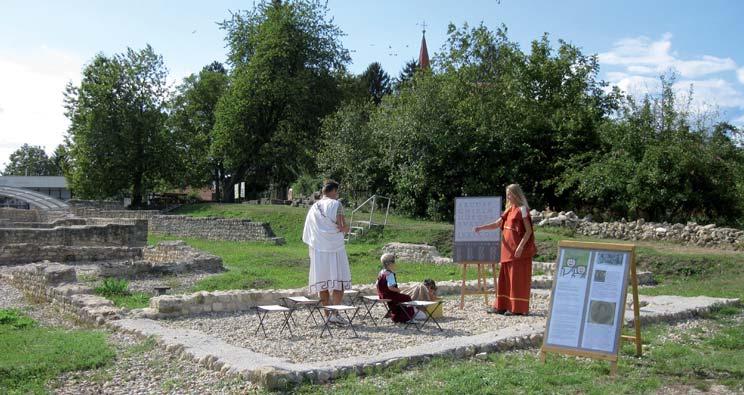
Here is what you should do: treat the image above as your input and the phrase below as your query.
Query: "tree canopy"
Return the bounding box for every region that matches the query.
[168,61,229,200]
[211,0,349,199]
[63,45,173,207]
[2,144,62,176]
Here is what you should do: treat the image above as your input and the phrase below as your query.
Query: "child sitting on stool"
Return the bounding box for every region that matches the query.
[377,254,426,323]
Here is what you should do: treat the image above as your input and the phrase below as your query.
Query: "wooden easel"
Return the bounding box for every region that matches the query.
[459,261,499,309]
[540,241,642,376]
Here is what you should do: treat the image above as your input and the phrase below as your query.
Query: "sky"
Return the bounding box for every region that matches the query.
[2,0,744,168]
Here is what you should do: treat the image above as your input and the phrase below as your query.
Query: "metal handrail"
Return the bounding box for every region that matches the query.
[346,194,391,241]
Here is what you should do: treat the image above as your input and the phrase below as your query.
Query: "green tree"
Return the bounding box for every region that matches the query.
[2,144,58,176]
[394,59,419,90]
[360,62,391,105]
[64,45,173,207]
[168,61,229,200]
[369,23,613,219]
[212,0,349,200]
[318,100,387,198]
[49,144,70,177]
[559,75,744,224]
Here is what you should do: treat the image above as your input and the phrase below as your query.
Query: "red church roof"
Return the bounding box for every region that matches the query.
[419,33,430,70]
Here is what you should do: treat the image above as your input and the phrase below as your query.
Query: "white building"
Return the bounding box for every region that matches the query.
[0,176,71,208]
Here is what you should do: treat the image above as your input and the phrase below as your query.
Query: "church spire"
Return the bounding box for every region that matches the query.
[418,21,430,70]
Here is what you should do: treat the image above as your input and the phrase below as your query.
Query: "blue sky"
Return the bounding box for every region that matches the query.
[2,0,744,167]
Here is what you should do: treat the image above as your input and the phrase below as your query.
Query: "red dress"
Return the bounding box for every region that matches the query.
[494,206,536,314]
[377,270,415,323]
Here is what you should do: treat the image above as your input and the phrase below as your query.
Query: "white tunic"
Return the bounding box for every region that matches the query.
[302,197,352,292]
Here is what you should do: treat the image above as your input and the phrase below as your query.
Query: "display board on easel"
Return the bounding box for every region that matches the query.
[541,241,643,375]
[454,196,502,309]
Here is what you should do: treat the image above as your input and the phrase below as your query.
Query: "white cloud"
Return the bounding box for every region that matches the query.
[734,114,744,126]
[0,46,83,168]
[600,33,737,78]
[605,72,661,96]
[676,79,744,110]
[602,33,744,124]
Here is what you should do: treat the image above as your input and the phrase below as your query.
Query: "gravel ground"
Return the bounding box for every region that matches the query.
[159,294,551,363]
[53,331,257,395]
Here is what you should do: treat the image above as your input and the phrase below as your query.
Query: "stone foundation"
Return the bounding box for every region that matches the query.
[68,241,224,278]
[1,262,124,325]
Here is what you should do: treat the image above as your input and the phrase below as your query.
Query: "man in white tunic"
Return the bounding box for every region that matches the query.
[302,181,351,323]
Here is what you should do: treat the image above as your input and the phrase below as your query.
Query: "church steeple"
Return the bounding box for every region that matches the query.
[418,21,430,70]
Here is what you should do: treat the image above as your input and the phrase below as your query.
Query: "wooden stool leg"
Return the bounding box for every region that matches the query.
[460,263,468,309]
[479,264,488,306]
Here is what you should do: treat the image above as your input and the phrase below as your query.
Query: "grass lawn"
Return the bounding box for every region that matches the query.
[150,204,744,302]
[293,306,744,394]
[0,309,115,394]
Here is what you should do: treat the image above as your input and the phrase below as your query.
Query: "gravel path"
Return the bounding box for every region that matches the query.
[159,294,550,363]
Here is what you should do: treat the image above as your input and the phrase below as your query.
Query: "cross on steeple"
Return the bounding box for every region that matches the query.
[418,20,427,36]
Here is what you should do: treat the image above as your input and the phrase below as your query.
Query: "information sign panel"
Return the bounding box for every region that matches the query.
[453,197,502,262]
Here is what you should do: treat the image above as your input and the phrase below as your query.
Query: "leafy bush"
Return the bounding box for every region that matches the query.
[95,278,130,297]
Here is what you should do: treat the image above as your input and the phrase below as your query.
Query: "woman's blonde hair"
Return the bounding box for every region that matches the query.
[505,183,529,211]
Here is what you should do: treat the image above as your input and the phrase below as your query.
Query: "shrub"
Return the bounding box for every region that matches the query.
[0,309,36,329]
[95,278,130,297]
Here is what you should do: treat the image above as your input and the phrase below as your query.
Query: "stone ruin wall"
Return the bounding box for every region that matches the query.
[0,221,147,247]
[70,207,161,220]
[71,208,283,244]
[531,210,744,250]
[0,207,41,222]
[1,262,123,325]
[0,245,143,265]
[0,214,148,266]
[148,215,283,244]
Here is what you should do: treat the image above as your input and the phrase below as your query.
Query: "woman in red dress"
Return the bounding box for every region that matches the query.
[475,184,536,315]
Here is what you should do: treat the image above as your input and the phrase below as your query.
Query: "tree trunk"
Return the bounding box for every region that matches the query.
[213,164,221,202]
[132,173,143,208]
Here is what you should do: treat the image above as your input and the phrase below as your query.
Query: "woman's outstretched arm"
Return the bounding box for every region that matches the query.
[474,217,503,233]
